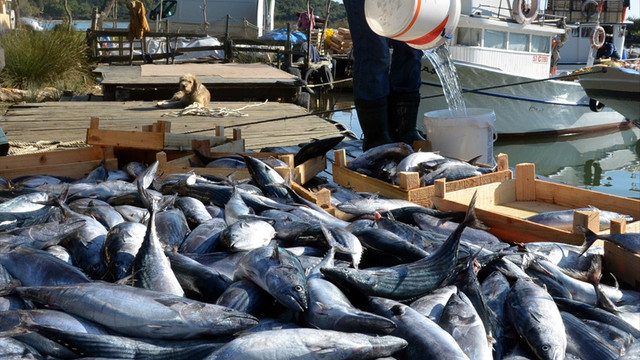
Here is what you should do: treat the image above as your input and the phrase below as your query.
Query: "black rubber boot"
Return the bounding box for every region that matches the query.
[388,91,425,145]
[355,97,394,151]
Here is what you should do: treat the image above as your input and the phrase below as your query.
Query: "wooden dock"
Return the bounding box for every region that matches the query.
[0,100,348,152]
[95,63,301,102]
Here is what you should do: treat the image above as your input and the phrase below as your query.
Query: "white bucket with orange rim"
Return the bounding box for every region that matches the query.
[365,0,461,49]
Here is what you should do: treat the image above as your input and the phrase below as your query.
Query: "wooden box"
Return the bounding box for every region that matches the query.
[86,117,244,152]
[603,219,640,290]
[156,150,326,185]
[332,149,513,207]
[430,162,640,246]
[0,146,117,180]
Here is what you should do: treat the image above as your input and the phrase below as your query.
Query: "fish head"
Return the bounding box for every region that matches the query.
[527,327,567,360]
[265,266,308,312]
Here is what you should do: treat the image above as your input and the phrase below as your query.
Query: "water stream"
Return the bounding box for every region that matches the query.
[422,44,467,115]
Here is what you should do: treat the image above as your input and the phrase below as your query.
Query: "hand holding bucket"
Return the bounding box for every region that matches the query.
[364,0,461,49]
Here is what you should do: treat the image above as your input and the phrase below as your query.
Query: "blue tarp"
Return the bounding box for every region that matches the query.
[259,28,307,43]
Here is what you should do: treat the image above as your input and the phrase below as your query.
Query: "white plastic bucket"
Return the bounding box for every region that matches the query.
[423,108,498,165]
[365,0,461,50]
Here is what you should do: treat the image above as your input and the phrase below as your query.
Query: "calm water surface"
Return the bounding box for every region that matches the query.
[312,91,640,199]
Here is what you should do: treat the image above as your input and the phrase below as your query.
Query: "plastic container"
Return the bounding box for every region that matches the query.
[365,0,461,50]
[423,108,497,165]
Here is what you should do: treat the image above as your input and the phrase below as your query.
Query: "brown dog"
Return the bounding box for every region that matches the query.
[157,73,210,108]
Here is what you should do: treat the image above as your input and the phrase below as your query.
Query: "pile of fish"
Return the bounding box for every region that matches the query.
[345,142,496,186]
[0,149,639,360]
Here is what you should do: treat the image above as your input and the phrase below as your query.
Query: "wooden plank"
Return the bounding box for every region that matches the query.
[0,146,118,180]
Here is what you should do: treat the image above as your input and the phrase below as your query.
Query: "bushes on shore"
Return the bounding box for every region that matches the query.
[0,27,95,96]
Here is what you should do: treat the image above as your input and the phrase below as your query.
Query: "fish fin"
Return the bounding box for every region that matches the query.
[271,244,280,261]
[466,155,483,165]
[316,301,332,311]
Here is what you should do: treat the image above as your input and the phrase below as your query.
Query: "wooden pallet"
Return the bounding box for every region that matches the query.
[603,219,640,290]
[0,146,117,180]
[332,150,513,207]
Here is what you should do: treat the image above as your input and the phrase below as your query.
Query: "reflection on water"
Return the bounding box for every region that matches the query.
[312,91,640,199]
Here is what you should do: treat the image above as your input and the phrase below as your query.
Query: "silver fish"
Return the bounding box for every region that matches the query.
[133,187,184,297]
[438,290,493,360]
[102,221,146,282]
[175,196,213,229]
[367,296,469,360]
[0,246,90,286]
[220,219,276,252]
[204,328,408,360]
[561,311,620,360]
[524,206,634,231]
[9,281,258,339]
[346,142,414,172]
[396,151,445,173]
[234,245,308,312]
[69,198,125,230]
[305,249,396,334]
[507,278,567,360]
[321,192,477,300]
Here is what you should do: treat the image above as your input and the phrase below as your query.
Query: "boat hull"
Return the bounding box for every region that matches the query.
[578,66,640,122]
[418,61,630,137]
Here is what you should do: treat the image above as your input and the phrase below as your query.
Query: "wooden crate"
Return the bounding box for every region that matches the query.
[430,162,640,246]
[156,149,326,185]
[0,146,117,180]
[332,150,513,207]
[86,117,244,152]
[603,219,640,290]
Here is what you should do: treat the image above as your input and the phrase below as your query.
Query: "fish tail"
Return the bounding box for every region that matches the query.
[577,225,600,256]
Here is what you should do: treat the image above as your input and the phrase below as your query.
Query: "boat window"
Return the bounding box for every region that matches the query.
[530,35,550,53]
[508,32,529,51]
[149,0,177,20]
[456,28,481,46]
[581,27,592,38]
[484,30,506,49]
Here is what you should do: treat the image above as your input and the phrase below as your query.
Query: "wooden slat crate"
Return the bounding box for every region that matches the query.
[86,117,244,152]
[332,150,513,207]
[430,162,640,246]
[0,146,117,180]
[156,150,326,185]
[603,219,640,290]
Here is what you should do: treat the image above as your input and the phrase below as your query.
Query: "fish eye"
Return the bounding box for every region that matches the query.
[294,285,303,292]
[541,344,550,351]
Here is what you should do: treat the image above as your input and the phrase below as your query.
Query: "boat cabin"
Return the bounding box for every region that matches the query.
[148,0,275,38]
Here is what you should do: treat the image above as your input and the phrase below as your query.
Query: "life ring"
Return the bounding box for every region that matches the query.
[590,26,606,49]
[512,0,539,25]
[582,0,599,18]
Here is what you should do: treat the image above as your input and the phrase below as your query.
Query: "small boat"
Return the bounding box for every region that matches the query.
[417,0,632,137]
[577,64,640,123]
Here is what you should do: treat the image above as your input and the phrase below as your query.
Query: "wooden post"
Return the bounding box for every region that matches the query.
[515,163,536,201]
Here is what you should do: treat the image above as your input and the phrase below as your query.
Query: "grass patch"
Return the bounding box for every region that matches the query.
[0,27,96,96]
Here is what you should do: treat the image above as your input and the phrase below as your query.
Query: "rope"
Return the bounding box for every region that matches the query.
[162,100,268,119]
[8,140,89,155]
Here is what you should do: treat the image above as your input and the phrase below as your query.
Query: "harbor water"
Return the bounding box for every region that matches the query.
[312,90,640,200]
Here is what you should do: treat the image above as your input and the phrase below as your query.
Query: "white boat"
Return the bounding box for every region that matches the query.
[546,0,629,67]
[417,0,632,137]
[577,64,640,123]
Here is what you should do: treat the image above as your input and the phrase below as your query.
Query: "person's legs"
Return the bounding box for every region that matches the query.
[344,0,393,150]
[388,40,425,145]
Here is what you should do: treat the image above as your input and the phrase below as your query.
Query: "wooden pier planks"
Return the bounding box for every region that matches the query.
[0,101,345,151]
